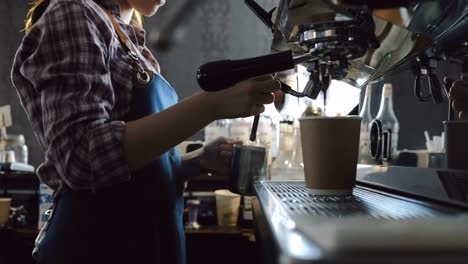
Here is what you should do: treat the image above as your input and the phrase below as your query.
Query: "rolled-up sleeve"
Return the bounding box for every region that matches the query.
[19,2,131,191]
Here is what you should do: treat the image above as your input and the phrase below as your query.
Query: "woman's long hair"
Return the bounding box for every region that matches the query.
[24,0,143,32]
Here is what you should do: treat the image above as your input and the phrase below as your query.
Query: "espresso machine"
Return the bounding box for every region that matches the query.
[197,1,468,97]
[197,0,468,263]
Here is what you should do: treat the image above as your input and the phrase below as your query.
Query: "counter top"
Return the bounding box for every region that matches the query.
[253,180,468,264]
[0,225,253,238]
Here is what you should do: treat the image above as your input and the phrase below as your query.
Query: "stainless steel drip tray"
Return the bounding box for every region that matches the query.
[255,181,468,263]
[264,181,448,219]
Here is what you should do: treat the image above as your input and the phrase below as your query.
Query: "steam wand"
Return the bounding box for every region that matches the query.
[249,81,298,142]
[249,115,260,142]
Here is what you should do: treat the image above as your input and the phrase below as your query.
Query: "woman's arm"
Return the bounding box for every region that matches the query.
[124,92,213,169]
[125,77,279,169]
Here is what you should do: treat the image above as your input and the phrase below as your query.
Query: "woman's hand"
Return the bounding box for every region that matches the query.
[200,137,242,176]
[204,75,280,119]
[450,80,468,120]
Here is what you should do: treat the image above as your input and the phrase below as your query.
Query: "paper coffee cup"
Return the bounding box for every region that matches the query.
[214,189,241,226]
[299,116,361,195]
[0,198,12,225]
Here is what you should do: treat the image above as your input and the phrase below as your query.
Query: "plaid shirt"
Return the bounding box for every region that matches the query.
[11,0,161,192]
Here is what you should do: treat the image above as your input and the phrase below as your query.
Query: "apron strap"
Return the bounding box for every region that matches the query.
[100,8,151,85]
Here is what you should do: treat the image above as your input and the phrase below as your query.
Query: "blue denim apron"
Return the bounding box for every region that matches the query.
[37,74,185,264]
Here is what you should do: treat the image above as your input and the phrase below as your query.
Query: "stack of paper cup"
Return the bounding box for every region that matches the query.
[214,190,241,227]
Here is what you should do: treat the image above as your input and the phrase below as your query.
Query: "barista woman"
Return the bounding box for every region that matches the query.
[11,0,279,263]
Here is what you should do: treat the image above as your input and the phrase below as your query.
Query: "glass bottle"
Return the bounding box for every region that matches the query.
[375,83,400,161]
[257,115,274,166]
[229,117,251,144]
[277,69,301,122]
[0,116,7,163]
[185,199,201,229]
[204,121,219,144]
[17,135,28,164]
[260,103,281,159]
[239,195,255,227]
[38,183,54,229]
[270,121,294,180]
[4,134,29,164]
[280,94,302,122]
[358,85,375,164]
[288,121,304,180]
[302,98,323,118]
[204,119,230,144]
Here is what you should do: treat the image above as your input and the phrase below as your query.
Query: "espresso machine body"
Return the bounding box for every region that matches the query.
[198,0,467,101]
[268,0,467,91]
[218,1,468,263]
